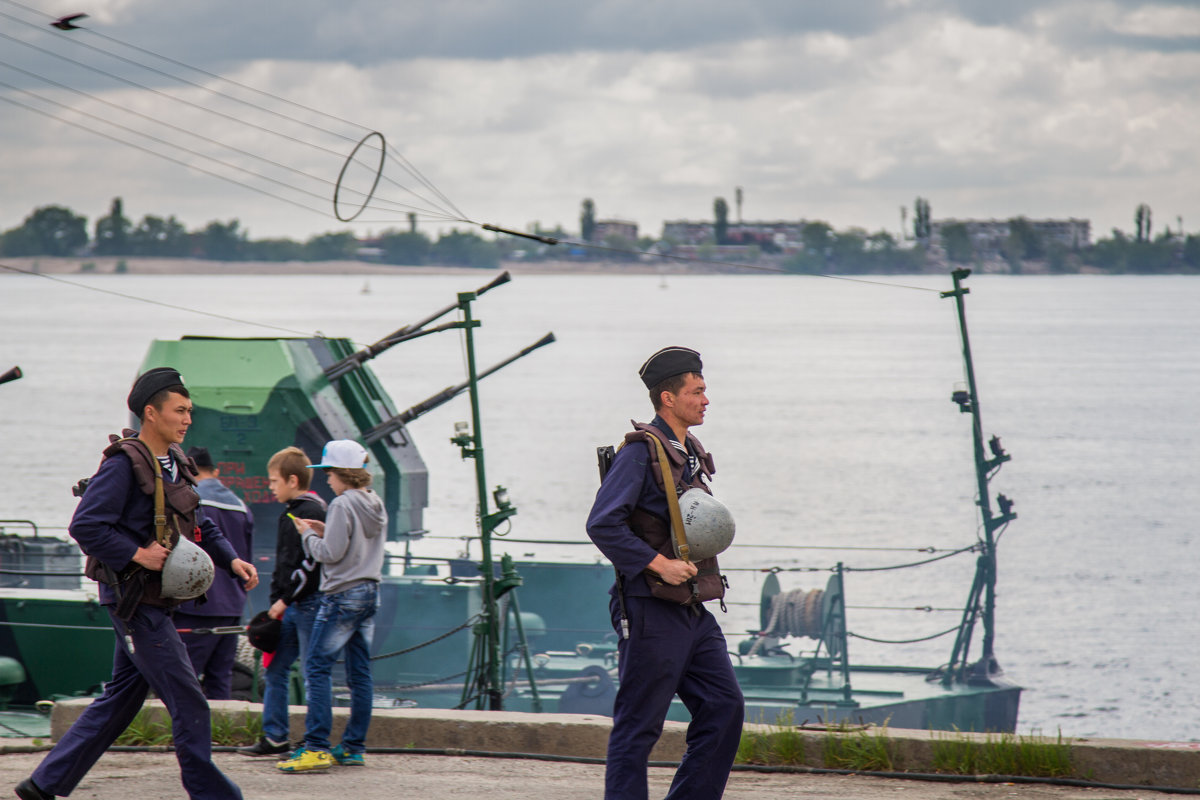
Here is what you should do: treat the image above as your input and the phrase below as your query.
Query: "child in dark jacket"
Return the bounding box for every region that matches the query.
[239,446,327,756]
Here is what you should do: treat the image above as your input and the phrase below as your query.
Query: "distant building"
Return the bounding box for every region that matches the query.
[930,218,1091,254]
[661,219,807,252]
[593,219,638,242]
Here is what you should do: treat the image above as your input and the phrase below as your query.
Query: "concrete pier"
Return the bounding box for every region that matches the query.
[11,698,1196,796]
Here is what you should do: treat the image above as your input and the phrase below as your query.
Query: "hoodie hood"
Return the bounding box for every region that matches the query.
[301,486,388,595]
[342,488,386,539]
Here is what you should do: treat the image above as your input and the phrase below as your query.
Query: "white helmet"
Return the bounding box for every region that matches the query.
[160,535,215,600]
[677,488,735,560]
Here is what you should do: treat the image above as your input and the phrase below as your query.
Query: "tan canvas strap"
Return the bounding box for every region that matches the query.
[644,434,692,564]
[149,453,169,548]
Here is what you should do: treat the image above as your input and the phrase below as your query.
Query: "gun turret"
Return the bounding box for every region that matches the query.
[364,332,555,445]
[325,271,513,381]
[0,366,22,386]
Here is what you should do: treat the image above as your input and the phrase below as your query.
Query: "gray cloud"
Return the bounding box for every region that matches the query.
[1,0,1196,243]
[100,0,905,65]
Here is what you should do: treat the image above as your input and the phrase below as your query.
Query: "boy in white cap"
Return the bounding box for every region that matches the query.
[277,439,386,772]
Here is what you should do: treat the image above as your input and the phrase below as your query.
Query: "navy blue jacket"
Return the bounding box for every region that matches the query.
[70,451,241,606]
[586,417,681,598]
[177,478,254,617]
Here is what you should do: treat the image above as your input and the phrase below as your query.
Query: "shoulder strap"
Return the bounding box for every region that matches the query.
[105,436,170,548]
[149,452,168,547]
[643,434,692,564]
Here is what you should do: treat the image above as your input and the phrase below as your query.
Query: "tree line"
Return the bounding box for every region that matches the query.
[0,199,504,268]
[4,196,1198,275]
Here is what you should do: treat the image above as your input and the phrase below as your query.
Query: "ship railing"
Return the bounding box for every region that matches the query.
[730,538,986,703]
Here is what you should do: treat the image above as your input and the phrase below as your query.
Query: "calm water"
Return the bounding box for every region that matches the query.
[1,271,1197,741]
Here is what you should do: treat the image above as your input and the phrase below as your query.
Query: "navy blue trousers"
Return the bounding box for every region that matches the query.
[606,594,744,800]
[32,605,243,800]
[176,612,241,701]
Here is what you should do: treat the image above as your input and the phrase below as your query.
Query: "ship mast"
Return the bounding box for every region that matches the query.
[941,269,1017,686]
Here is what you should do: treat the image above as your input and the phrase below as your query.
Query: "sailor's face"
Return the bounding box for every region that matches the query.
[668,373,708,429]
[148,392,193,444]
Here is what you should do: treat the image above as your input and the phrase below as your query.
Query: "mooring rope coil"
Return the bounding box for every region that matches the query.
[758,587,827,644]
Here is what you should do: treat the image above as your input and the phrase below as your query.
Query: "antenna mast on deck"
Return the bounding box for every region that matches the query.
[940,269,1018,688]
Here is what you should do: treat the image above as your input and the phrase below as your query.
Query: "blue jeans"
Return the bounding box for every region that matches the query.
[261,593,322,743]
[303,581,379,753]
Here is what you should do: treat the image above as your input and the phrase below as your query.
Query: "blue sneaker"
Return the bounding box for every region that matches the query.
[330,743,365,766]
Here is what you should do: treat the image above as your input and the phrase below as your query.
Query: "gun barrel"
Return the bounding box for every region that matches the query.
[0,365,22,386]
[363,332,555,445]
[326,272,513,381]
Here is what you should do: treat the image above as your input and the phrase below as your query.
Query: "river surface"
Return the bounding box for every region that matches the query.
[1,270,1196,742]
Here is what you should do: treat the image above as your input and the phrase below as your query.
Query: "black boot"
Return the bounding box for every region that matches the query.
[15,777,54,800]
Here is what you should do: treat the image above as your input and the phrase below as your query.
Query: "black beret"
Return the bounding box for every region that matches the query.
[638,346,702,389]
[186,446,214,469]
[127,367,185,415]
[247,610,282,653]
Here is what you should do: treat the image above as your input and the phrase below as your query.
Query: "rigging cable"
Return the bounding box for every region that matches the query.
[0,261,319,337]
[0,9,466,223]
[0,57,456,221]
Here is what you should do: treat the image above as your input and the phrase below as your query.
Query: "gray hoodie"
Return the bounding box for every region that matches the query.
[302,488,386,595]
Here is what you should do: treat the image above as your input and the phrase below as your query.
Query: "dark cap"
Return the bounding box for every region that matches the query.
[638,346,702,389]
[247,610,282,653]
[186,446,214,469]
[127,367,185,415]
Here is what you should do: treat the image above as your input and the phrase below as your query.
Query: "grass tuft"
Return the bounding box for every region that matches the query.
[736,710,806,766]
[822,721,897,772]
[930,728,1073,777]
[114,708,262,747]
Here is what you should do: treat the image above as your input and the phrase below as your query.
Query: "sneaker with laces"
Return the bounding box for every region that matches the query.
[239,736,290,756]
[276,748,333,772]
[330,743,365,766]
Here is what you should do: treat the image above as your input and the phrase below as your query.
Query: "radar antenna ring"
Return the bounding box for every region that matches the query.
[333,131,387,222]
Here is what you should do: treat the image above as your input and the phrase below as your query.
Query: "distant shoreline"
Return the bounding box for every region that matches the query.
[1,256,1144,278]
[0,256,763,277]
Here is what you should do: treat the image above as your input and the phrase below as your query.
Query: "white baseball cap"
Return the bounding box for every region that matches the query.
[308,439,369,469]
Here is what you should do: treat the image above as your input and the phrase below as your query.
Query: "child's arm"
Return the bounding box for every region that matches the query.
[301,503,351,564]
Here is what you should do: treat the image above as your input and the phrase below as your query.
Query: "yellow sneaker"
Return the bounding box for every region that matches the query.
[277,747,333,772]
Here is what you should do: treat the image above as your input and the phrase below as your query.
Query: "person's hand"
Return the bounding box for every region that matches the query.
[131,541,170,571]
[268,598,288,620]
[298,519,325,538]
[231,558,259,590]
[648,554,697,586]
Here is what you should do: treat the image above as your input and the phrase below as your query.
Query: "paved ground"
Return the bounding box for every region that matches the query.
[0,750,1183,799]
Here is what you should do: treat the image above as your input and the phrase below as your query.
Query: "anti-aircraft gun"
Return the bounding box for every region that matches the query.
[135,275,622,712]
[134,271,549,575]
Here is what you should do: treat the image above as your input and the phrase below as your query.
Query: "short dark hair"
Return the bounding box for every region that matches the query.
[649,372,701,411]
[139,385,190,421]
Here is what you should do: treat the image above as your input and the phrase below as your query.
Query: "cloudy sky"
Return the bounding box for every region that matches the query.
[1,0,1197,245]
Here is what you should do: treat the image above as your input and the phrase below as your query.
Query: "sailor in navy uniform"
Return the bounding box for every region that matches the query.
[16,368,258,800]
[176,445,254,700]
[586,347,744,800]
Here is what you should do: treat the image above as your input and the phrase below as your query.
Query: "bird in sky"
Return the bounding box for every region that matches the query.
[50,13,87,30]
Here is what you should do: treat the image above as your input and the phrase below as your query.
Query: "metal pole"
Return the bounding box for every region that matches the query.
[508,590,543,713]
[940,269,1015,678]
[457,291,504,710]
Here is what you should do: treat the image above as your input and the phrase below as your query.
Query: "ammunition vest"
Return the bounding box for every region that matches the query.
[82,429,203,607]
[623,422,726,606]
